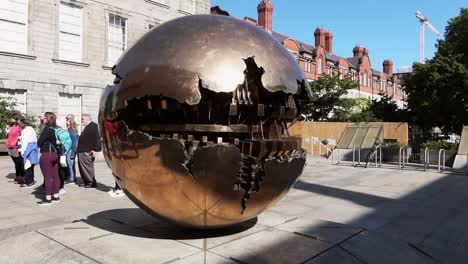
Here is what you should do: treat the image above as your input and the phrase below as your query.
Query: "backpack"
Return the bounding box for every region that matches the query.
[54,128,72,155]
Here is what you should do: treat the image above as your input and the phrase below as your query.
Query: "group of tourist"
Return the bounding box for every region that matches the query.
[6,111,123,206]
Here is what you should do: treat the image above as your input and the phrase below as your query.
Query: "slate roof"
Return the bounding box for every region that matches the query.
[372,69,383,76]
[346,57,361,69]
[272,31,315,54]
[326,53,342,63]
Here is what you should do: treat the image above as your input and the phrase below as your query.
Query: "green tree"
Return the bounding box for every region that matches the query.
[332,97,379,122]
[0,96,18,139]
[0,96,39,139]
[403,8,468,134]
[303,74,362,121]
[370,92,405,122]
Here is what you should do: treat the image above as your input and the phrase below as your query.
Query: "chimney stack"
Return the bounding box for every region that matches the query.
[353,45,366,57]
[325,30,333,53]
[257,0,273,32]
[314,27,326,48]
[383,60,394,75]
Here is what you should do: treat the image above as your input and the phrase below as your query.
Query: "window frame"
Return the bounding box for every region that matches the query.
[55,1,85,63]
[317,57,323,75]
[0,0,31,56]
[104,11,129,67]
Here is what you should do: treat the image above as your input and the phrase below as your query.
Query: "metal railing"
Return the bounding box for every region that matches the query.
[438,149,446,173]
[399,147,410,169]
[374,146,382,167]
[352,145,361,167]
[310,137,333,157]
[424,148,430,171]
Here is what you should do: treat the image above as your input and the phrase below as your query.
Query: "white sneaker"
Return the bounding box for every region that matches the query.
[59,189,66,195]
[109,189,125,198]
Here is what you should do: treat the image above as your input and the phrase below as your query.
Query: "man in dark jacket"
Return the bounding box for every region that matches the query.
[77,114,102,187]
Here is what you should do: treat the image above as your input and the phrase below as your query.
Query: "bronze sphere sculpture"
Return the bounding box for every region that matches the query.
[99,14,312,228]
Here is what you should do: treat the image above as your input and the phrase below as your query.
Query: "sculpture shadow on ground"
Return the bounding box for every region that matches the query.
[82,208,258,240]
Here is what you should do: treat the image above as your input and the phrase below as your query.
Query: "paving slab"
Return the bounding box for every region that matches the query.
[247,210,298,228]
[38,218,132,248]
[305,247,364,264]
[276,218,363,244]
[210,228,333,264]
[177,252,236,264]
[70,228,201,264]
[0,231,65,264]
[341,230,438,264]
[376,205,456,244]
[44,248,99,264]
[141,220,267,250]
[1,156,468,263]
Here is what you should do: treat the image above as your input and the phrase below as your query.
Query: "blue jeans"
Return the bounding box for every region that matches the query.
[67,152,77,182]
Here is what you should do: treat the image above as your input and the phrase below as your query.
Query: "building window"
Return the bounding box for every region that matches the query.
[179,0,195,14]
[58,3,83,62]
[317,57,323,75]
[339,67,346,80]
[0,0,29,54]
[107,14,127,66]
[305,61,311,72]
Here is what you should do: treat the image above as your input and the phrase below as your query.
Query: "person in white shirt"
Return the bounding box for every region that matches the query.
[18,118,39,187]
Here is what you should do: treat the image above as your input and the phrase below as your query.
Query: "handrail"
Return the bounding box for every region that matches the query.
[438,149,446,173]
[311,137,333,157]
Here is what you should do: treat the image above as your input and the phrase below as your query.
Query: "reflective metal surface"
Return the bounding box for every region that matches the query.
[99,14,311,228]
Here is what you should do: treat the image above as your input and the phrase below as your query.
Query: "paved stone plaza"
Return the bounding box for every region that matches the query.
[0,155,467,264]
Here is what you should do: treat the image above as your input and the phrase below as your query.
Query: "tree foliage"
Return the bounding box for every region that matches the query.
[332,97,379,122]
[370,92,405,122]
[403,8,468,134]
[303,74,361,121]
[0,96,18,139]
[0,96,38,139]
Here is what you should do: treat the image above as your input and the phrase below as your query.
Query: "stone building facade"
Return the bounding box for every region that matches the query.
[0,0,210,131]
[212,0,406,109]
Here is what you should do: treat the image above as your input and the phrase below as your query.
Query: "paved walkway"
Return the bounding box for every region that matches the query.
[0,155,467,263]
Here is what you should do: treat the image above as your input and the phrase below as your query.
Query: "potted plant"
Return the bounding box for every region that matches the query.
[420,140,458,167]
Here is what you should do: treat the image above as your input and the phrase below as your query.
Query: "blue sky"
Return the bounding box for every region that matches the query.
[211,0,466,72]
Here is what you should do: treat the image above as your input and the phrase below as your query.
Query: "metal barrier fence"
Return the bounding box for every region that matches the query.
[331,146,452,174]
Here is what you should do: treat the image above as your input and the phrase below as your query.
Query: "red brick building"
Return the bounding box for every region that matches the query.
[211,0,406,108]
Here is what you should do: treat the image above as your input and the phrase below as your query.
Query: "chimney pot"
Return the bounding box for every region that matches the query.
[314,27,326,48]
[383,59,394,75]
[325,30,333,53]
[257,0,274,32]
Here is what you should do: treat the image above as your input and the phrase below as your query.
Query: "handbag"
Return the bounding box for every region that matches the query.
[60,155,68,167]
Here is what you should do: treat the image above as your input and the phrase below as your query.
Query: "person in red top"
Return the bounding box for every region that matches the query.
[6,113,24,183]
